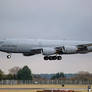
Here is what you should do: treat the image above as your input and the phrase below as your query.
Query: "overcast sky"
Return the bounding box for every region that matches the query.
[0,0,92,74]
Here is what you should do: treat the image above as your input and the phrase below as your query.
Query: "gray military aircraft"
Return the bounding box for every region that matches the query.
[0,39,92,60]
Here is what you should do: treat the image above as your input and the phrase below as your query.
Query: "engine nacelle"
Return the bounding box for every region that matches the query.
[62,46,77,54]
[42,48,56,55]
[87,46,92,52]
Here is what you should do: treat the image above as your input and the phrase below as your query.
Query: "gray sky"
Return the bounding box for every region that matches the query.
[0,0,92,74]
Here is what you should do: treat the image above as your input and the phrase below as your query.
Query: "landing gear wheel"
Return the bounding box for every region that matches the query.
[57,56,62,60]
[7,55,11,59]
[44,56,49,60]
[49,56,52,60]
[52,56,57,60]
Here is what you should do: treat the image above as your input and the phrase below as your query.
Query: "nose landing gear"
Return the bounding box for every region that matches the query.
[7,55,11,59]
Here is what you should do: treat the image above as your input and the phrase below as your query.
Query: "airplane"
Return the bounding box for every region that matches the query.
[0,39,92,60]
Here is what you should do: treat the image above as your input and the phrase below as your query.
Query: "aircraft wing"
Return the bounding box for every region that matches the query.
[77,43,92,47]
[54,42,92,55]
[75,42,92,54]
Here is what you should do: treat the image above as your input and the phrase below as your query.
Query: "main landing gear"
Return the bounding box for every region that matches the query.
[44,56,62,60]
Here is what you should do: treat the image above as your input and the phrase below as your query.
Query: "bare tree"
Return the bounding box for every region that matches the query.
[78,71,90,75]
[76,71,92,80]
[8,66,20,75]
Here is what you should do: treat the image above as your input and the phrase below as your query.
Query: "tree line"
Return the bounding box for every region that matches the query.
[0,66,92,81]
[0,66,32,80]
[0,66,65,80]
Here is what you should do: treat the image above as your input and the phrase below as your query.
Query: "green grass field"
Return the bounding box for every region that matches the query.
[0,84,91,92]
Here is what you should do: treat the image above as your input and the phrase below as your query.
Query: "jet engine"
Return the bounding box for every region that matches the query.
[87,46,92,52]
[42,48,56,55]
[62,46,77,54]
